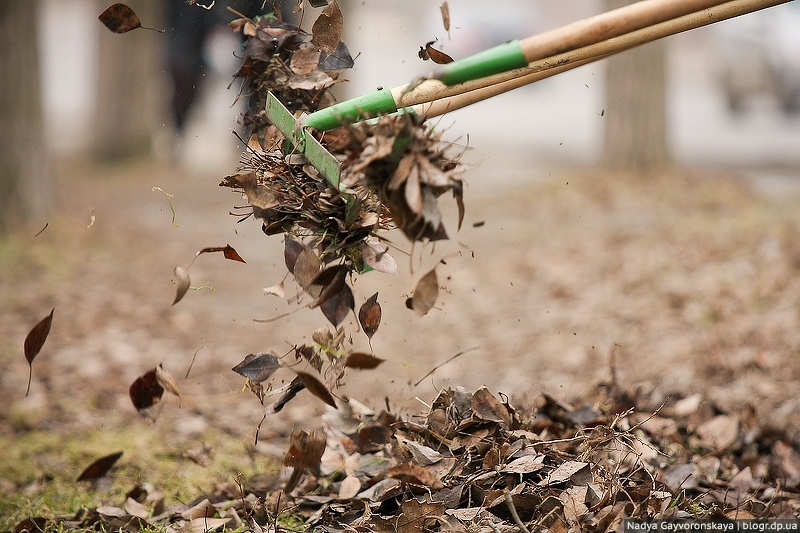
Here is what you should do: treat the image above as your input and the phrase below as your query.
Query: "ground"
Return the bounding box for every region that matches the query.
[2,152,800,523]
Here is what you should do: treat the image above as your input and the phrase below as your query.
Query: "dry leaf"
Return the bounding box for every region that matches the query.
[77,451,123,481]
[311,0,343,54]
[155,363,181,404]
[231,353,280,383]
[388,463,444,491]
[196,244,246,263]
[129,369,164,413]
[263,281,286,298]
[440,2,450,33]
[408,267,438,316]
[98,3,162,33]
[418,40,454,64]
[290,46,322,75]
[24,308,54,396]
[358,292,381,340]
[345,352,385,370]
[296,371,337,408]
[172,266,191,305]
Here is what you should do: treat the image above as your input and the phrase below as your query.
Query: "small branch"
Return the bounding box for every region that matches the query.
[505,491,532,533]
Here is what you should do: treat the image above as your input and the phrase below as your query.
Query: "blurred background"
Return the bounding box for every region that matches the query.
[31,0,800,169]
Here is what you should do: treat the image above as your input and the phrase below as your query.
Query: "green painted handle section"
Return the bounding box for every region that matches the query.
[305,87,398,131]
[436,40,527,86]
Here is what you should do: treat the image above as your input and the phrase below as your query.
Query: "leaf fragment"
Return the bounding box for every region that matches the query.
[77,451,123,481]
[440,2,450,33]
[24,308,54,396]
[172,266,191,305]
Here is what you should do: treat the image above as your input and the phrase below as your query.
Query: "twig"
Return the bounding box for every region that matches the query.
[413,346,478,386]
[505,491,532,533]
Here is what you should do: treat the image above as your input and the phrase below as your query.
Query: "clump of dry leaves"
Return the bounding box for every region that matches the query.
[221,7,465,290]
[25,383,800,531]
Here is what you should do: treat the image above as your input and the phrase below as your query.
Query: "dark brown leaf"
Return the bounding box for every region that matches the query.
[196,244,246,263]
[172,266,190,305]
[408,267,438,316]
[24,308,54,396]
[77,451,123,481]
[296,371,337,408]
[231,352,281,382]
[98,3,162,33]
[320,285,354,326]
[359,292,381,339]
[311,0,343,54]
[345,352,385,370]
[283,429,326,469]
[129,369,164,412]
[471,386,512,427]
[273,376,305,412]
[284,237,306,274]
[418,40,454,64]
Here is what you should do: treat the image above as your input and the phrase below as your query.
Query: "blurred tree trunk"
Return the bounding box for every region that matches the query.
[92,1,163,161]
[0,1,54,234]
[603,0,671,170]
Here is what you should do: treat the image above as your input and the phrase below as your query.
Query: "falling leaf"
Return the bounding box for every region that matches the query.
[418,40,454,64]
[345,352,385,370]
[155,364,181,404]
[24,308,54,396]
[319,283,354,327]
[87,207,96,228]
[129,369,164,412]
[263,281,285,298]
[98,3,163,33]
[77,451,124,481]
[358,293,381,340]
[311,0,343,54]
[296,371,337,408]
[283,429,327,492]
[361,240,398,275]
[172,266,190,305]
[440,2,450,33]
[273,376,305,412]
[195,244,246,263]
[231,353,280,383]
[34,223,48,237]
[407,267,438,316]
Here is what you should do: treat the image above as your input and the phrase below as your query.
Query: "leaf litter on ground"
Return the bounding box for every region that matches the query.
[25,381,800,531]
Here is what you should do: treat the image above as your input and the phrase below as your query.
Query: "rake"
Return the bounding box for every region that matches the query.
[265,0,792,188]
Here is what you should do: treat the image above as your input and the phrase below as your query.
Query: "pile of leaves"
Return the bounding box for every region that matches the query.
[16,383,800,531]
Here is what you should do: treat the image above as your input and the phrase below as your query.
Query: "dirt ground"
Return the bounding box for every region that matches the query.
[3,152,800,447]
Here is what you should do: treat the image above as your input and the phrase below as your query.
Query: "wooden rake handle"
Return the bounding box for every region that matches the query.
[414,0,790,120]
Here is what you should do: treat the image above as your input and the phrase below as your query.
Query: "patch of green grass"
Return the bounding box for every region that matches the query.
[0,424,278,529]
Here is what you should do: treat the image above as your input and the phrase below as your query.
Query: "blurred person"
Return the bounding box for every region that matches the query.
[164,0,266,136]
